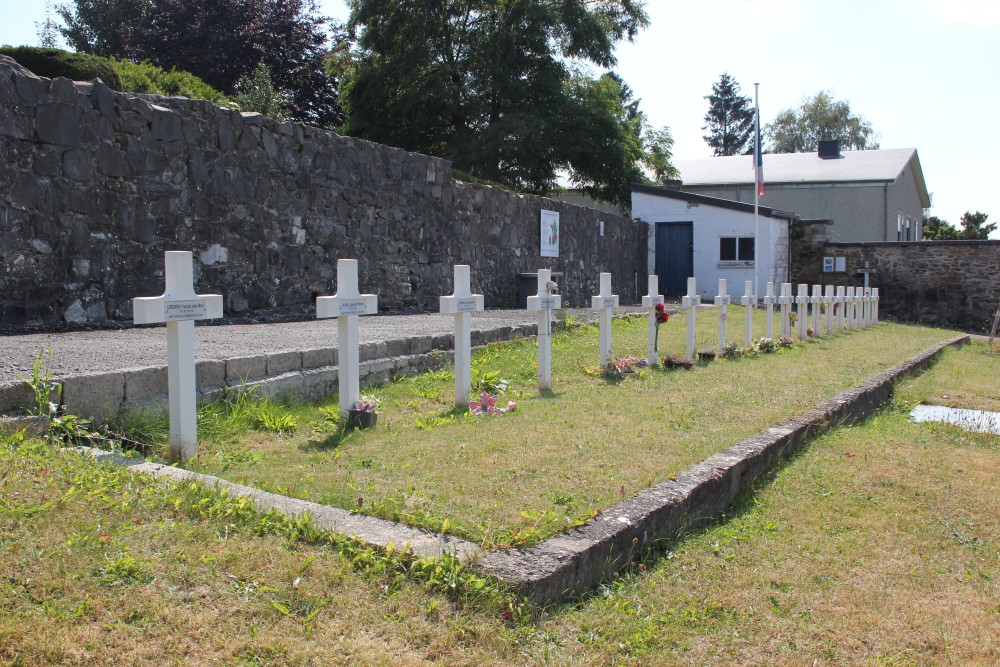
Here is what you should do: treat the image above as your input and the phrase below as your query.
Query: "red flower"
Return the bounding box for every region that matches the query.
[655,303,669,324]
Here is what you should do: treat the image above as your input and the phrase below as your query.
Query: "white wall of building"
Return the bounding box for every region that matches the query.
[632,191,790,300]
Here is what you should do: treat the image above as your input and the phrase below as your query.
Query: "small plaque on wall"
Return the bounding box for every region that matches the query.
[540,209,559,257]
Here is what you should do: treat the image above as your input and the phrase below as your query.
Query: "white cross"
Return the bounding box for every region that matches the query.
[133,251,223,461]
[681,276,700,359]
[591,272,619,368]
[835,286,846,332]
[440,265,484,406]
[740,280,754,346]
[641,274,664,365]
[779,282,794,338]
[824,285,835,335]
[762,281,776,340]
[872,288,880,324]
[810,284,823,338]
[862,288,872,328]
[715,278,731,354]
[526,268,561,391]
[317,259,378,417]
[796,284,810,340]
[845,287,857,330]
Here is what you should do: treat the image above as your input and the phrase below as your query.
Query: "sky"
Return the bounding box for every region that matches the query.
[1,0,998,238]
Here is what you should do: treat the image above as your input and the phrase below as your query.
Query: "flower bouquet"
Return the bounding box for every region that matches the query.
[348,394,379,430]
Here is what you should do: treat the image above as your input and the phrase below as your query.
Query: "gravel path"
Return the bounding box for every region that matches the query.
[0,308,625,382]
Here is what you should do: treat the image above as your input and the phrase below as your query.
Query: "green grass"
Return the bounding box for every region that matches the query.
[123,311,957,547]
[1,336,995,665]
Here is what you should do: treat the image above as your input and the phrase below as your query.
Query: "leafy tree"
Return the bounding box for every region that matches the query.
[233,62,288,120]
[56,0,152,59]
[344,0,653,205]
[562,73,676,209]
[767,90,879,153]
[56,0,345,126]
[922,214,960,240]
[958,211,996,240]
[702,72,754,156]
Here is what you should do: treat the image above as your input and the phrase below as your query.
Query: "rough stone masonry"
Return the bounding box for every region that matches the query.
[0,56,646,328]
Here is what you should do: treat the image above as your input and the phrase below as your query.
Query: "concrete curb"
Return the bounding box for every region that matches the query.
[473,334,969,604]
[0,322,540,419]
[73,447,481,560]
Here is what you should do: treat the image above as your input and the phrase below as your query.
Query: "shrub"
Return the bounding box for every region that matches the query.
[0,46,122,89]
[110,59,227,103]
[661,354,696,370]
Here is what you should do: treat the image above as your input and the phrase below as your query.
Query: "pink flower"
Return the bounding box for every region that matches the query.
[506,401,517,412]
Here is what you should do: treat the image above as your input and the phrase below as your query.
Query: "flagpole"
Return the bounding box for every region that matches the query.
[753,82,760,305]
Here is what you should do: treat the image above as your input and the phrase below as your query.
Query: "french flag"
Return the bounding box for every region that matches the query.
[753,103,764,197]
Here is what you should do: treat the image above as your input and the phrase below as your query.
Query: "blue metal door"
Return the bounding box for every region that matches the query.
[655,222,693,296]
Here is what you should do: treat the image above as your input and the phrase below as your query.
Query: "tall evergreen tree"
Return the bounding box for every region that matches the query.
[958,211,996,240]
[702,72,754,156]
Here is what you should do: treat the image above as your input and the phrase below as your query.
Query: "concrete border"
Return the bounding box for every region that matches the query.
[56,332,966,606]
[473,334,969,604]
[76,448,480,559]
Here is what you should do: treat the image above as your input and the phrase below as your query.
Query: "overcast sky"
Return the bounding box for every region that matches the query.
[2,0,997,237]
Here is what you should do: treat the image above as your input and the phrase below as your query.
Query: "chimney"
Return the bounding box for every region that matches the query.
[818,140,842,159]
[662,179,682,190]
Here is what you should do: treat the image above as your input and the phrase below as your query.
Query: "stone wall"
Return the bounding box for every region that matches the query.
[791,221,1000,331]
[0,56,645,328]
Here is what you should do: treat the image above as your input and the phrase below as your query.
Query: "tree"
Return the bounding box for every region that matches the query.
[234,62,288,120]
[57,0,345,127]
[56,0,152,59]
[922,214,960,240]
[344,0,653,205]
[958,211,996,240]
[562,73,677,209]
[702,72,754,156]
[36,2,62,48]
[766,90,879,153]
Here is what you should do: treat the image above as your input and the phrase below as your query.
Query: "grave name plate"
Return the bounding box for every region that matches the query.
[164,299,208,321]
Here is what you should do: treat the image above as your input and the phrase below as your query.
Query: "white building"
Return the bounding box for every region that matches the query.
[631,183,797,299]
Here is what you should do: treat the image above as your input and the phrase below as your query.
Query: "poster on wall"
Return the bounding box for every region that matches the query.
[540,209,559,257]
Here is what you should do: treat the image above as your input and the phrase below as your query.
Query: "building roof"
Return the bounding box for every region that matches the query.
[674,148,930,207]
[631,183,798,221]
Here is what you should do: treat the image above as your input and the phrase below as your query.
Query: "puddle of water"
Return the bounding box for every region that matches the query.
[909,404,1000,435]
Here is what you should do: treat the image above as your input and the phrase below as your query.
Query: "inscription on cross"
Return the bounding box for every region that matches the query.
[440,265,484,406]
[526,268,561,391]
[641,274,664,365]
[591,272,619,367]
[715,279,731,354]
[681,277,700,359]
[133,251,223,461]
[316,259,378,418]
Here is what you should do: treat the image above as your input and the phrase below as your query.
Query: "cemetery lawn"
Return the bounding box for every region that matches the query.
[156,312,960,548]
[1,340,996,665]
